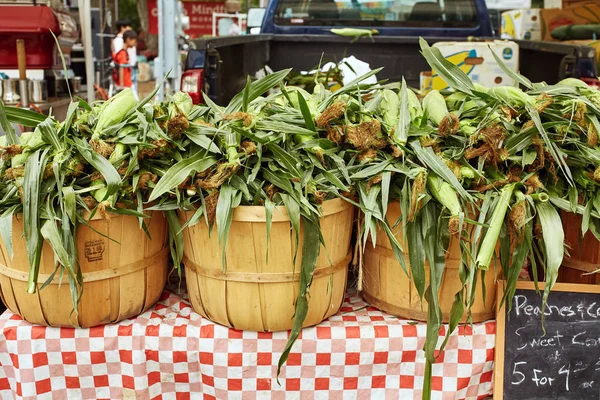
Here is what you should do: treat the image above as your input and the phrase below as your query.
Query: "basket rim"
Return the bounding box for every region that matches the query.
[179,197,353,222]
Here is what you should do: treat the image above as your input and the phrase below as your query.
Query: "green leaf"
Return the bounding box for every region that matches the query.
[50,30,72,99]
[265,142,301,177]
[583,199,593,236]
[184,123,221,153]
[216,184,236,268]
[350,160,391,180]
[165,210,184,269]
[0,100,19,145]
[277,216,320,377]
[568,186,578,213]
[226,69,291,114]
[23,148,49,293]
[128,71,171,118]
[422,204,450,400]
[37,117,63,151]
[500,220,532,311]
[537,201,564,331]
[525,104,573,185]
[60,102,79,138]
[407,216,425,299]
[411,141,472,201]
[325,68,383,108]
[419,38,474,95]
[202,92,224,115]
[74,138,121,199]
[476,185,515,270]
[5,106,46,127]
[440,291,464,350]
[40,219,77,283]
[321,170,348,192]
[256,120,317,136]
[296,91,317,132]
[242,76,251,113]
[149,154,217,202]
[0,207,16,260]
[489,46,533,89]
[380,171,391,219]
[281,193,301,266]
[62,187,77,224]
[395,77,410,145]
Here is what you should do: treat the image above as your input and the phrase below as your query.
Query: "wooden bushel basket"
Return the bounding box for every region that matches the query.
[179,199,353,332]
[362,203,500,323]
[0,212,169,328]
[560,211,600,284]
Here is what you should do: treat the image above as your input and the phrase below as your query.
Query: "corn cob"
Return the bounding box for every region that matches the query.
[330,28,378,41]
[407,89,423,121]
[423,90,459,136]
[93,89,137,139]
[422,90,450,126]
[426,174,461,216]
[379,89,400,133]
[427,173,462,237]
[489,86,534,107]
[476,184,515,270]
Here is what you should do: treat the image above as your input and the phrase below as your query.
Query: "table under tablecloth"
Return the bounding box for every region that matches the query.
[0,287,495,400]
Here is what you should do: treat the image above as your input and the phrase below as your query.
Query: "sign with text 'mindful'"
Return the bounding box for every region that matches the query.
[495,281,600,399]
[148,0,225,38]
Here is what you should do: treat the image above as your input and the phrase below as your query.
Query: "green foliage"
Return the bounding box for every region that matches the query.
[4,38,600,399]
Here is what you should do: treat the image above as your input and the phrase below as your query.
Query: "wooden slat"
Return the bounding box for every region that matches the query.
[180,200,353,332]
[0,213,169,328]
[361,202,499,323]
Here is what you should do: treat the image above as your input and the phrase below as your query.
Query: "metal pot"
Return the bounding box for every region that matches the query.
[2,79,20,104]
[28,80,48,104]
[71,77,82,94]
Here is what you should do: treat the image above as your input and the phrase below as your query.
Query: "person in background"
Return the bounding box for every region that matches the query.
[112,19,131,55]
[113,30,137,90]
[112,19,138,98]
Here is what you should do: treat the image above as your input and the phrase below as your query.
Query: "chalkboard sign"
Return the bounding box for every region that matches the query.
[495,281,600,399]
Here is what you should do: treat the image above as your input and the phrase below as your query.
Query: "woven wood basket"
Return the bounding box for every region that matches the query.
[0,211,169,328]
[179,198,353,332]
[362,202,500,323]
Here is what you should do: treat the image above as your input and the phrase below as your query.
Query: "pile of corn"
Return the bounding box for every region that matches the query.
[0,87,195,301]
[145,41,600,388]
[3,39,600,397]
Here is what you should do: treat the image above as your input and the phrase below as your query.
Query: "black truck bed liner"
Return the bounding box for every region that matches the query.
[192,35,597,105]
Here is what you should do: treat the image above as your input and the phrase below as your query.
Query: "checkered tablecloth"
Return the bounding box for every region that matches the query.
[0,286,495,400]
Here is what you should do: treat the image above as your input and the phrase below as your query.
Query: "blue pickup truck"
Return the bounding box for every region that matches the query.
[181,0,597,104]
[259,0,493,37]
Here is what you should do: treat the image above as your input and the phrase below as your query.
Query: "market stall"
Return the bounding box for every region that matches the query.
[1,11,600,397]
[0,285,494,399]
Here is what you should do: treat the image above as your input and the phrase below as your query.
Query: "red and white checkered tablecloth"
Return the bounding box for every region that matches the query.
[0,287,495,400]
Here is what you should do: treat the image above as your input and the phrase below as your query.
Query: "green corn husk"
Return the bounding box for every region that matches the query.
[407,89,423,121]
[489,86,534,107]
[330,28,378,38]
[379,89,400,133]
[473,83,489,93]
[476,184,516,270]
[8,40,600,394]
[170,92,193,118]
[422,90,449,126]
[427,173,460,216]
[11,152,29,168]
[93,88,137,139]
[557,77,589,89]
[108,143,128,167]
[20,129,45,151]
